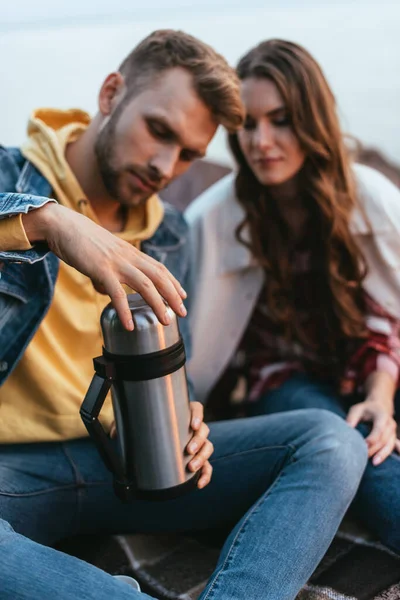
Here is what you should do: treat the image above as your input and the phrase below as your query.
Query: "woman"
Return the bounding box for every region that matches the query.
[186,39,400,553]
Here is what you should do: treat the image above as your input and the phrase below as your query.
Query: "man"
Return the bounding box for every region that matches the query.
[0,30,367,600]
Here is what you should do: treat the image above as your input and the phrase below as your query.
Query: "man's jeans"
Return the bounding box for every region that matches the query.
[248,374,400,554]
[0,411,367,600]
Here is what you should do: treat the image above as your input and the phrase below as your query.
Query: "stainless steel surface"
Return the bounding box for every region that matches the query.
[112,368,192,490]
[101,294,180,355]
[101,293,193,492]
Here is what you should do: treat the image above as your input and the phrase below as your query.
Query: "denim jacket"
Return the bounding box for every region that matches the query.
[0,146,191,387]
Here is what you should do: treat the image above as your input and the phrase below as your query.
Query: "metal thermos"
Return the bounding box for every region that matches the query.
[80,294,199,502]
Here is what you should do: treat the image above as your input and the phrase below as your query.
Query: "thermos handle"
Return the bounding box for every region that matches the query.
[80,357,126,481]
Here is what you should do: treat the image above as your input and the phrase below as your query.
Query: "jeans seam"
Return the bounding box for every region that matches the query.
[61,444,84,485]
[0,481,108,498]
[203,468,287,600]
[61,443,86,537]
[203,448,296,600]
[0,446,300,497]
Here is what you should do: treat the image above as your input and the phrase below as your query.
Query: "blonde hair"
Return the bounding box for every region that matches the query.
[119,29,244,132]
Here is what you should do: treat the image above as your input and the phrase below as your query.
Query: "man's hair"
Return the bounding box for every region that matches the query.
[118,29,244,132]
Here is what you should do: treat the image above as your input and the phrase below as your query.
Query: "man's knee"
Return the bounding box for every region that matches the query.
[0,518,15,542]
[298,409,368,483]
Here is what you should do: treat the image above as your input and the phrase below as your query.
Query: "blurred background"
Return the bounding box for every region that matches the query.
[1,0,399,169]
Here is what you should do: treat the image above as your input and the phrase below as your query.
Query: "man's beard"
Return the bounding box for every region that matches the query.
[94,118,155,206]
[94,116,124,201]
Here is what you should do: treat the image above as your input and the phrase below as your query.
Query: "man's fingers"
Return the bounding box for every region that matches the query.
[119,266,171,327]
[187,422,210,455]
[143,256,187,301]
[99,247,188,331]
[101,275,134,331]
[128,250,187,315]
[189,440,214,472]
[136,260,187,319]
[101,266,182,330]
[197,461,213,489]
[346,403,367,428]
[43,207,188,328]
[110,422,117,439]
[190,402,204,431]
[150,274,187,319]
[395,439,400,454]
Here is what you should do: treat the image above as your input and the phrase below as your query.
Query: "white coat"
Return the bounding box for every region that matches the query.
[185,164,400,404]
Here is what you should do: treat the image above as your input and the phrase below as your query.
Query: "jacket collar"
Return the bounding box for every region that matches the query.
[214,177,258,276]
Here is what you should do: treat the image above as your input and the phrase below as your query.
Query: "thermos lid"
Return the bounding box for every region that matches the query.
[101,294,180,356]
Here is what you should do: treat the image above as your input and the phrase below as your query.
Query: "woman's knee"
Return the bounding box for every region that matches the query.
[254,376,346,418]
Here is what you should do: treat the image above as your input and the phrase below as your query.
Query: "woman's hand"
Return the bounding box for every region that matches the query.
[347,398,398,465]
[110,402,214,490]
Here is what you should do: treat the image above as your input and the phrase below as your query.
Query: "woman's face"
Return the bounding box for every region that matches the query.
[237,77,306,187]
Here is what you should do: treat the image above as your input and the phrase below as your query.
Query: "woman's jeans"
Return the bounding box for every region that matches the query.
[0,411,367,600]
[248,373,400,554]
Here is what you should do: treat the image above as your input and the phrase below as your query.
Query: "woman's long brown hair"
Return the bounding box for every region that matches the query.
[229,40,367,365]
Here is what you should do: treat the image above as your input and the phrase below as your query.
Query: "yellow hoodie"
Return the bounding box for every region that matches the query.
[0,109,164,443]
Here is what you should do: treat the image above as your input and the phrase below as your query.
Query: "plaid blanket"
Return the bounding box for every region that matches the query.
[58,518,400,599]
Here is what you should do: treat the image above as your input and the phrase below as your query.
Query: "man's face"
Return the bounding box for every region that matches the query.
[95,68,218,206]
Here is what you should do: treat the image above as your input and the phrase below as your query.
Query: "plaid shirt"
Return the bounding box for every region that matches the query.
[209,249,400,407]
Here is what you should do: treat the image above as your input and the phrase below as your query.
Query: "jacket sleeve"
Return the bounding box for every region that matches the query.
[353,164,400,273]
[340,302,400,396]
[342,165,400,394]
[0,192,56,264]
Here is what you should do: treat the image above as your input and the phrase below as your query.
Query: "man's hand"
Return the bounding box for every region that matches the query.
[22,203,187,330]
[347,398,398,465]
[111,402,214,490]
[186,401,214,489]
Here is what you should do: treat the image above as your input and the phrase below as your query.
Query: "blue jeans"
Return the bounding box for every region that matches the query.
[0,411,367,600]
[247,373,400,554]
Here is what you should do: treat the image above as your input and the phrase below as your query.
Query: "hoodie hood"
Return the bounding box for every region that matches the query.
[21,108,164,246]
[21,108,91,211]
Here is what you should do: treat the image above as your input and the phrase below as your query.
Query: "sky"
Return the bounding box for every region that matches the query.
[1,0,399,165]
